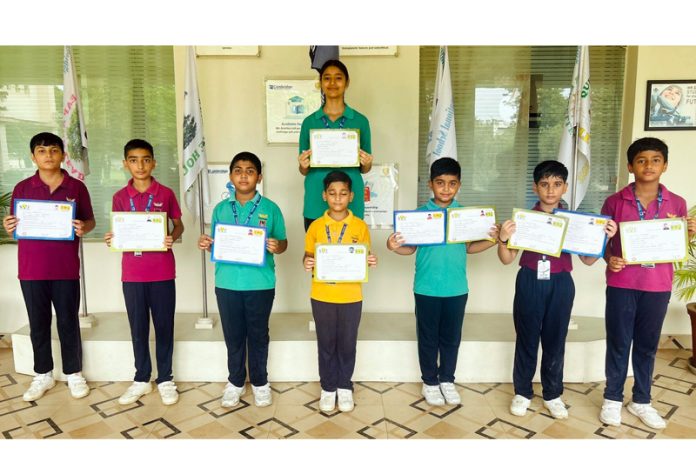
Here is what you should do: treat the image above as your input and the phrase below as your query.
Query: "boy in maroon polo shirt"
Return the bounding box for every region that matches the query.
[497,160,617,420]
[599,137,696,430]
[2,132,95,402]
[104,139,184,406]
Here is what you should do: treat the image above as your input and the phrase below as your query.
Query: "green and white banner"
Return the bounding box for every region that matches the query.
[62,46,89,181]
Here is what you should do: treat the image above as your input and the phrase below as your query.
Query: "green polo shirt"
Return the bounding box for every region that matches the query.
[299,104,372,219]
[212,192,287,291]
[414,199,469,297]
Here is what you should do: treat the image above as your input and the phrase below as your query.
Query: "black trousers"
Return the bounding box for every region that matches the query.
[122,280,176,384]
[20,279,82,375]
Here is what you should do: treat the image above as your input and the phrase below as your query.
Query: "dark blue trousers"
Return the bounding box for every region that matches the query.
[311,299,362,392]
[414,293,467,385]
[604,286,670,404]
[512,267,575,401]
[216,288,275,387]
[122,280,176,384]
[20,280,82,375]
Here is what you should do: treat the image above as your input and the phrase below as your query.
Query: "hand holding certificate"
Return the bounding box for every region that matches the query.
[111,212,167,252]
[314,243,368,282]
[620,218,688,265]
[393,210,446,246]
[14,199,75,240]
[211,223,267,266]
[508,208,569,257]
[553,209,610,258]
[447,207,496,243]
[309,129,360,167]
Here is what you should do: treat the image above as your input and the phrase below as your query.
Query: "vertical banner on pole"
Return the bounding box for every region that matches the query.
[426,46,458,166]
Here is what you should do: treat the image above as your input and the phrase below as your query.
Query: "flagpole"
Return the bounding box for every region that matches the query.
[571,126,580,210]
[198,173,208,318]
[79,241,88,316]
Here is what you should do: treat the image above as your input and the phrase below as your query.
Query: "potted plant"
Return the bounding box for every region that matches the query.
[0,191,14,244]
[674,205,696,374]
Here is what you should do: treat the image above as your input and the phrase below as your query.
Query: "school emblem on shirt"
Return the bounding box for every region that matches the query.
[154,202,163,208]
[66,197,76,202]
[258,213,268,227]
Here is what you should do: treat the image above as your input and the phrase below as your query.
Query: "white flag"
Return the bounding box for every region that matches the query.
[62,46,89,181]
[426,46,457,165]
[558,46,591,210]
[182,46,210,218]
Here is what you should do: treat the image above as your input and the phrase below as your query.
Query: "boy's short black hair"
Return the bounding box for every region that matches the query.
[627,137,668,164]
[319,59,350,82]
[123,139,154,159]
[230,151,262,175]
[533,160,568,183]
[430,157,461,181]
[30,132,64,153]
[323,170,352,191]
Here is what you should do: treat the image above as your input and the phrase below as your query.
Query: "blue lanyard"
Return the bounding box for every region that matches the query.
[321,115,346,129]
[231,194,262,225]
[325,224,347,244]
[129,194,154,212]
[632,185,662,221]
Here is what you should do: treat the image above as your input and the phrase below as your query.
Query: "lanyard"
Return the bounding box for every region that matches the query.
[325,223,348,244]
[231,194,262,225]
[129,194,154,212]
[632,185,662,221]
[321,115,346,129]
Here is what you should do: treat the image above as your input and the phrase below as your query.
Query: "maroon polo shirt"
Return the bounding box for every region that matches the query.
[518,202,573,273]
[112,177,182,282]
[11,169,94,280]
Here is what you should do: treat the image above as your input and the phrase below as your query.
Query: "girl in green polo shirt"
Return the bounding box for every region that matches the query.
[298,59,373,231]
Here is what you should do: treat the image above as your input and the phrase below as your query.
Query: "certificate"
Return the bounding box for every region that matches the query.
[309,129,360,167]
[447,206,496,243]
[620,218,688,265]
[110,212,167,252]
[393,210,446,246]
[508,208,569,257]
[553,209,610,258]
[14,199,75,241]
[211,223,267,266]
[314,243,368,283]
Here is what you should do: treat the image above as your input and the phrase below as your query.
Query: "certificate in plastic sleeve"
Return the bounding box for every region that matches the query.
[211,223,267,267]
[393,210,446,246]
[110,212,167,252]
[446,206,496,243]
[14,199,75,241]
[309,129,360,167]
[620,218,688,265]
[553,209,610,258]
[314,243,368,283]
[508,208,569,257]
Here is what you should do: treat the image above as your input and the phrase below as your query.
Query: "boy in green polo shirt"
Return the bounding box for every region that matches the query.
[198,151,287,408]
[386,157,498,406]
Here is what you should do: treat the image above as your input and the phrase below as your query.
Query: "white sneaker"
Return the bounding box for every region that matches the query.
[543,397,568,419]
[510,394,531,416]
[319,390,336,412]
[221,382,245,408]
[118,381,153,405]
[627,402,667,430]
[251,383,272,407]
[67,372,90,399]
[337,388,354,412]
[421,383,445,406]
[157,381,179,405]
[23,372,56,402]
[439,382,461,405]
[599,398,623,426]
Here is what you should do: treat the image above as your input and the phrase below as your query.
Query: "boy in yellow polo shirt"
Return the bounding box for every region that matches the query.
[303,170,377,413]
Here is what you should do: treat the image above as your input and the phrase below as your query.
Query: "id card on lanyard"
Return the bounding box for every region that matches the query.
[633,185,662,268]
[130,194,154,257]
[537,255,551,280]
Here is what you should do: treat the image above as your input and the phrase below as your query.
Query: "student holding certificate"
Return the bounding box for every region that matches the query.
[104,139,184,406]
[298,60,373,230]
[599,138,696,430]
[497,161,616,420]
[386,158,498,407]
[198,152,287,409]
[2,132,95,402]
[303,171,377,413]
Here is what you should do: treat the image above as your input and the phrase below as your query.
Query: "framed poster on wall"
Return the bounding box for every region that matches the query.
[265,78,322,143]
[644,80,696,130]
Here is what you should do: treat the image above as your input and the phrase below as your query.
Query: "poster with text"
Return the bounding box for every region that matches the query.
[266,79,322,143]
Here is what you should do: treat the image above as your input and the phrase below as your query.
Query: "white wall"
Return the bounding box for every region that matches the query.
[1,45,694,334]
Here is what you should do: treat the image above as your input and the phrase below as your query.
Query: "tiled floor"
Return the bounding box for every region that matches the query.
[1,346,695,439]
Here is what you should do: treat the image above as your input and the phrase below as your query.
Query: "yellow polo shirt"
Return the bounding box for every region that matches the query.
[305,210,371,303]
